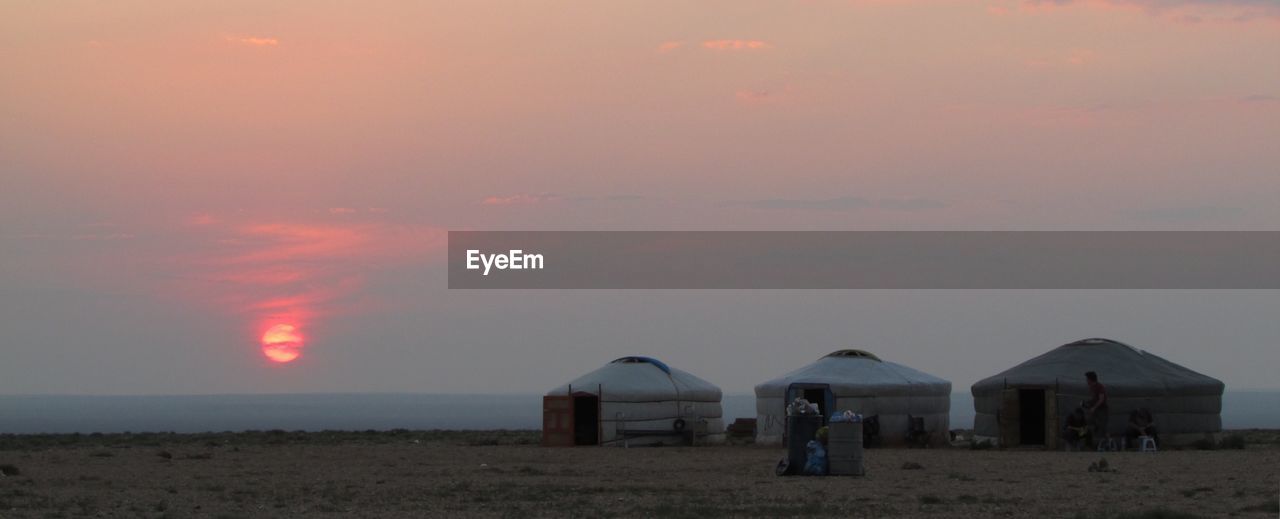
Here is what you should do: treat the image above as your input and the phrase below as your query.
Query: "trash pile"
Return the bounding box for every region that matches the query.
[787,397,820,416]
[831,410,863,423]
[803,428,828,475]
[778,399,866,477]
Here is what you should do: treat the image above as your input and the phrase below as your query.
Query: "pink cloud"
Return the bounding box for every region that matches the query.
[163,215,443,341]
[214,265,309,286]
[735,89,789,105]
[481,193,559,206]
[1024,49,1095,68]
[227,35,280,47]
[702,39,770,51]
[227,224,363,262]
[34,210,442,366]
[1066,49,1093,66]
[1017,0,1280,23]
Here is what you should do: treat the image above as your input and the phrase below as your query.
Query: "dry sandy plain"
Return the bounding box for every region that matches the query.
[1,430,1277,518]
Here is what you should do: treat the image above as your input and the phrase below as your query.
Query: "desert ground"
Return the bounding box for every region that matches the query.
[1,430,1277,518]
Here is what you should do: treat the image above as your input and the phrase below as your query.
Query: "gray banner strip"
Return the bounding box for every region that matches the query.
[447,231,1280,289]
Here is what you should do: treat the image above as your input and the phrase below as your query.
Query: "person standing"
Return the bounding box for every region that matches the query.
[1085,371,1110,447]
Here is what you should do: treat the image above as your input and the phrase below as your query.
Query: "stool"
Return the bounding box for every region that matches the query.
[1137,436,1157,452]
[1096,437,1117,452]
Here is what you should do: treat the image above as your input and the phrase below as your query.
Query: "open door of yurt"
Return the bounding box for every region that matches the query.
[543,392,600,447]
[997,386,1059,448]
[999,388,1020,446]
[543,395,574,446]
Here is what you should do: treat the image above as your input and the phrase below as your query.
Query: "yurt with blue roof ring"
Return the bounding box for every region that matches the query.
[543,356,725,446]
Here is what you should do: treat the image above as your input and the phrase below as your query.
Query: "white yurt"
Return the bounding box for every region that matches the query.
[543,356,725,446]
[754,350,952,446]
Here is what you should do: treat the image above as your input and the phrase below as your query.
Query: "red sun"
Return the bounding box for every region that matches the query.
[261,323,303,363]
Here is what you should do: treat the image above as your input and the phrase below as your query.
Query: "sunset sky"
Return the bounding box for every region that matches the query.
[2,1,1278,396]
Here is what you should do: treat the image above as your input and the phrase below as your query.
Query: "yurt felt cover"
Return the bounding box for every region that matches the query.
[970,338,1224,440]
[546,356,721,402]
[546,357,725,445]
[756,350,952,397]
[754,350,951,445]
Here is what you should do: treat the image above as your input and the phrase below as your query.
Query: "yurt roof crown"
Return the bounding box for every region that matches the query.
[824,349,881,361]
[609,356,672,374]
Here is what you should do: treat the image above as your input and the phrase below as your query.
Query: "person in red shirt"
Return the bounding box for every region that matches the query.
[1085,371,1110,447]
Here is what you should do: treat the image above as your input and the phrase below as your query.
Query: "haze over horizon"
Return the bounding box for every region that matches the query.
[3,1,1278,398]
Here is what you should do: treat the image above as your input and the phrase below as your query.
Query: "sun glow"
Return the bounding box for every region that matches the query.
[261,323,303,363]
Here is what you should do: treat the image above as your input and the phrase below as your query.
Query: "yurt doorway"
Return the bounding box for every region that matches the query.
[542,392,600,447]
[999,387,1058,448]
[573,394,599,446]
[1018,389,1046,445]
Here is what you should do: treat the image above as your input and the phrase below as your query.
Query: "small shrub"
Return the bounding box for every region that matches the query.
[1113,508,1207,519]
[0,464,19,476]
[901,461,924,470]
[919,495,945,504]
[1188,438,1216,451]
[1179,487,1214,498]
[982,494,1020,505]
[1238,495,1279,514]
[466,437,501,447]
[1217,435,1245,450]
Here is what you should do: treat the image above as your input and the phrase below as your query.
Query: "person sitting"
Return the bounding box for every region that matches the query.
[1063,407,1091,451]
[1124,407,1159,449]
